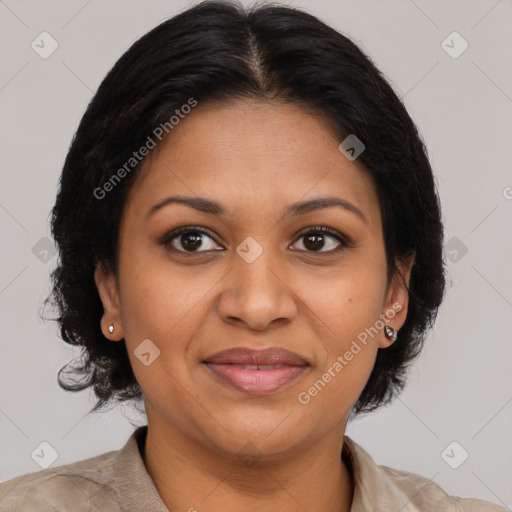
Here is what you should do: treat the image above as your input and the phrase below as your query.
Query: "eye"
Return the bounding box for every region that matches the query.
[160,226,223,254]
[160,225,350,256]
[290,226,349,253]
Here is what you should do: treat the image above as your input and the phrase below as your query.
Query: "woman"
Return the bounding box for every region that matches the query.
[0,1,506,510]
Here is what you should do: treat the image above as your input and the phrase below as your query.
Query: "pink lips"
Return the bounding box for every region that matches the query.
[203,347,309,396]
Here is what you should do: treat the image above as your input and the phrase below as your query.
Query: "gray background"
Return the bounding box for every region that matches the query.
[1,0,511,508]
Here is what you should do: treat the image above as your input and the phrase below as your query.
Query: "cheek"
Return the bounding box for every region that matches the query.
[294,259,386,410]
[300,256,388,343]
[118,244,201,340]
[296,294,382,420]
[116,247,223,394]
[117,267,197,411]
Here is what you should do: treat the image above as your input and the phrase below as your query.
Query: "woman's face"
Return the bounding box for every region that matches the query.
[95,99,411,457]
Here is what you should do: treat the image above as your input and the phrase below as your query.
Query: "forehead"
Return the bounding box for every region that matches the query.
[124,99,379,225]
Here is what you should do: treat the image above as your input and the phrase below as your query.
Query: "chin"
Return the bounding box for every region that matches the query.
[200,414,311,456]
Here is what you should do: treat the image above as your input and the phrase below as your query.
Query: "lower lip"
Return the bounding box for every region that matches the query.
[204,363,308,395]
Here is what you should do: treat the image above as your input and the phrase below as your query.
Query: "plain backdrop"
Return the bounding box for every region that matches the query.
[1,0,511,508]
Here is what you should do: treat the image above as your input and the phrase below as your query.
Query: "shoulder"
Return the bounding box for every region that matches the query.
[342,436,508,512]
[380,464,508,511]
[0,449,123,512]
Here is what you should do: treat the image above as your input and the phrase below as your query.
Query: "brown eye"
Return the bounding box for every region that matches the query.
[291,226,349,253]
[161,226,223,253]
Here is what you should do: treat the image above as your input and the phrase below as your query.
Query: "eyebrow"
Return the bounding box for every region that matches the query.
[146,195,367,223]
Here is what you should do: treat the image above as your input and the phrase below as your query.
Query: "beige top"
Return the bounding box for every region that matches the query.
[0,426,506,511]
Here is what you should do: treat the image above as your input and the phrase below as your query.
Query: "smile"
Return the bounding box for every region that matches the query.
[204,363,308,395]
[202,346,310,395]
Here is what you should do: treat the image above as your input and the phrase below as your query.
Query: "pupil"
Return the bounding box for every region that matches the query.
[304,234,324,251]
[182,232,202,251]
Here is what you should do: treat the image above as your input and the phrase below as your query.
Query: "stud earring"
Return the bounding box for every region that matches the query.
[384,325,398,342]
[108,324,114,334]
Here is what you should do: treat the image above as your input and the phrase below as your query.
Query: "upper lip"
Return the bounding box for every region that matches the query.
[203,347,309,366]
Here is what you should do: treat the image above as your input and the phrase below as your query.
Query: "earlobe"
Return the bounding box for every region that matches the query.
[379,253,415,349]
[94,263,124,341]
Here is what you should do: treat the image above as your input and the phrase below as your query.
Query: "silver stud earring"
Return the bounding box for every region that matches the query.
[384,325,397,342]
[108,324,114,334]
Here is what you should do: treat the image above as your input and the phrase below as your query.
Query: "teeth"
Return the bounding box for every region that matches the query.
[242,365,259,370]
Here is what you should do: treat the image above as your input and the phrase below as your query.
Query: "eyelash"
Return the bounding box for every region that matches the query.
[159,225,351,255]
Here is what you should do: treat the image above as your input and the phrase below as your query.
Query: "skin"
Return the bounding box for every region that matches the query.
[95,99,413,512]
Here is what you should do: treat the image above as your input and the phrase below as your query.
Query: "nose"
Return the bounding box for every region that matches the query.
[217,248,298,332]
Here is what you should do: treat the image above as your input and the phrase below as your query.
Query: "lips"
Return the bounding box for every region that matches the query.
[204,347,308,366]
[203,347,309,395]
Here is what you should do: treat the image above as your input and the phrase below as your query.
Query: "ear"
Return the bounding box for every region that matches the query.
[94,263,124,341]
[379,252,415,349]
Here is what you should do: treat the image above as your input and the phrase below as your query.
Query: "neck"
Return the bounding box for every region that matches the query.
[141,418,354,512]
